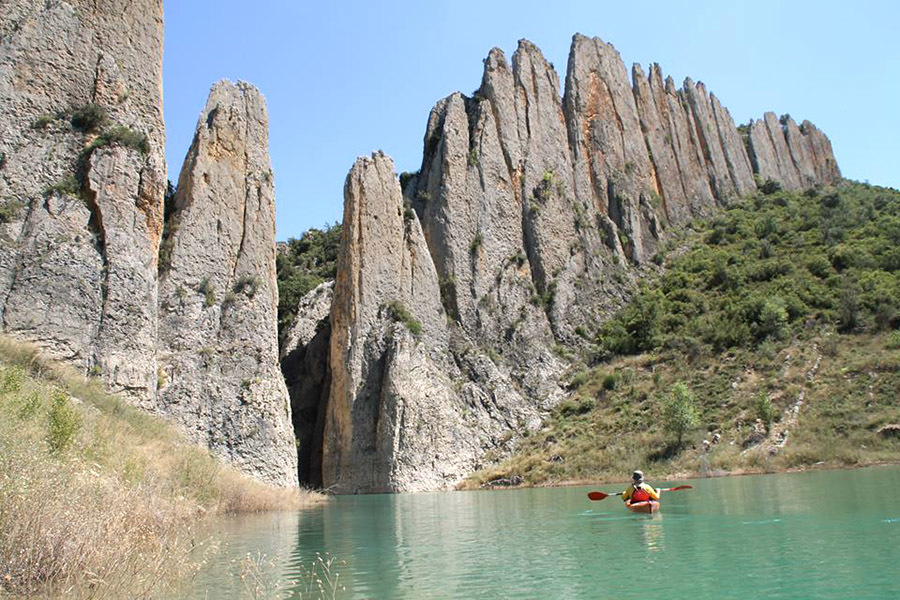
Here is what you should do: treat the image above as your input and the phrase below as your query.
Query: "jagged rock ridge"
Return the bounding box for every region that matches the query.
[286,34,840,492]
[0,2,297,486]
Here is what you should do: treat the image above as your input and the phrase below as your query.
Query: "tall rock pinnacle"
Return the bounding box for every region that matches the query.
[157,81,297,486]
[323,152,556,492]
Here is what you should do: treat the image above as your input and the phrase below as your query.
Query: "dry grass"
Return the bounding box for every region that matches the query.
[0,335,324,598]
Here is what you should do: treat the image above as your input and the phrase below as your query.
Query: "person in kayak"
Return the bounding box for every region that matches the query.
[622,470,660,504]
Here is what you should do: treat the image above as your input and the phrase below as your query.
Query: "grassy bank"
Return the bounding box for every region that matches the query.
[464,181,900,489]
[0,337,323,598]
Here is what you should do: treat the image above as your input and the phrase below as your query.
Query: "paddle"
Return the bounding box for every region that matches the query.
[587,485,692,501]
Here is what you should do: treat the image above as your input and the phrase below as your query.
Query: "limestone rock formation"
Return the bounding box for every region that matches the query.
[157,81,297,487]
[320,152,555,493]
[296,34,842,493]
[0,0,165,402]
[747,113,840,190]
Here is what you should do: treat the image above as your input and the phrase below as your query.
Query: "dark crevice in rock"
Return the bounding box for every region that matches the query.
[281,317,331,487]
[81,154,109,369]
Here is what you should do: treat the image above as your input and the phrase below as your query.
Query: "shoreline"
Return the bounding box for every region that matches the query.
[459,458,900,493]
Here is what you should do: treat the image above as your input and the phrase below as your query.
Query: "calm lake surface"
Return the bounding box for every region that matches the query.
[181,466,900,599]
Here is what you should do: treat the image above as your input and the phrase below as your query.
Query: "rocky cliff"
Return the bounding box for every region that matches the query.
[0,2,297,486]
[157,81,297,486]
[284,34,841,492]
[0,0,166,402]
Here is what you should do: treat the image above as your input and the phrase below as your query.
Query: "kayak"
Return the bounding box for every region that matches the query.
[625,499,660,513]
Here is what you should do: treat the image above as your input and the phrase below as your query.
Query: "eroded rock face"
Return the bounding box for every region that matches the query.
[1,3,299,487]
[747,112,841,191]
[311,34,842,493]
[0,0,165,402]
[322,152,554,493]
[157,81,297,487]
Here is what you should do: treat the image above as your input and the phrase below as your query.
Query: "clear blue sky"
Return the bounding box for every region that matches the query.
[163,1,899,241]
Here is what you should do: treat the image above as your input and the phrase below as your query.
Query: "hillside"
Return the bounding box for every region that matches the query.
[463,180,900,488]
[0,336,322,598]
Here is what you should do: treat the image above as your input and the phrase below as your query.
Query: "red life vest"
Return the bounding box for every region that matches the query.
[631,484,651,502]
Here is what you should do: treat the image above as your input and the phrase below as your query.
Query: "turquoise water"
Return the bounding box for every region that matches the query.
[182,466,900,599]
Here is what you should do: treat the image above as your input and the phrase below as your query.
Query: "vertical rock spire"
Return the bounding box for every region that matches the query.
[157,81,297,486]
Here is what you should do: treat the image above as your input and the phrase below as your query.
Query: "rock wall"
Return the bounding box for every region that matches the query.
[747,113,840,190]
[157,81,297,487]
[0,3,297,487]
[0,0,165,403]
[306,34,841,492]
[321,152,553,493]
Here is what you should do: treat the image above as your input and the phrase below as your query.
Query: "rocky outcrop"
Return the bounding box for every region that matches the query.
[157,81,297,487]
[0,0,165,402]
[747,112,841,191]
[304,34,842,493]
[321,152,555,493]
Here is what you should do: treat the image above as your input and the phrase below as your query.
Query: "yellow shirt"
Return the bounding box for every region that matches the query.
[622,482,660,501]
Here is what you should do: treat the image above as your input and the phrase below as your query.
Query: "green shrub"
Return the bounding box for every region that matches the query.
[88,125,149,154]
[276,222,341,337]
[387,300,422,336]
[0,366,25,393]
[233,274,259,298]
[757,297,788,340]
[403,201,416,222]
[47,390,82,453]
[31,115,56,129]
[398,171,418,192]
[470,232,484,254]
[662,382,700,445]
[222,290,237,307]
[886,331,900,350]
[197,278,216,307]
[0,200,24,224]
[70,103,108,132]
[558,396,594,417]
[759,178,782,195]
[602,373,618,390]
[44,175,81,198]
[755,392,779,431]
[569,370,588,390]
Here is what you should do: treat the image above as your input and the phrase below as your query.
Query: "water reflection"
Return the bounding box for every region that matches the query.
[639,517,665,553]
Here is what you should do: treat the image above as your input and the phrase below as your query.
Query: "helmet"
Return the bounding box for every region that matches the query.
[632,470,644,482]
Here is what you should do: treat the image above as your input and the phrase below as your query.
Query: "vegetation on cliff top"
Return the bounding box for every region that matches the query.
[276,222,341,339]
[0,337,324,598]
[464,181,900,488]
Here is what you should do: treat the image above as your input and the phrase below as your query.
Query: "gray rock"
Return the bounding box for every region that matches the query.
[0,0,165,402]
[748,117,781,184]
[710,94,756,197]
[767,112,804,190]
[799,120,841,184]
[782,116,817,187]
[157,81,297,487]
[565,35,660,264]
[323,152,557,493]
[632,63,689,226]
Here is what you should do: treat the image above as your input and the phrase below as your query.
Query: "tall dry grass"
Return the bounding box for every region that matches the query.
[0,335,324,598]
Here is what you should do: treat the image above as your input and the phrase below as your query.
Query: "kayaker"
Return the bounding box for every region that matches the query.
[622,470,660,504]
